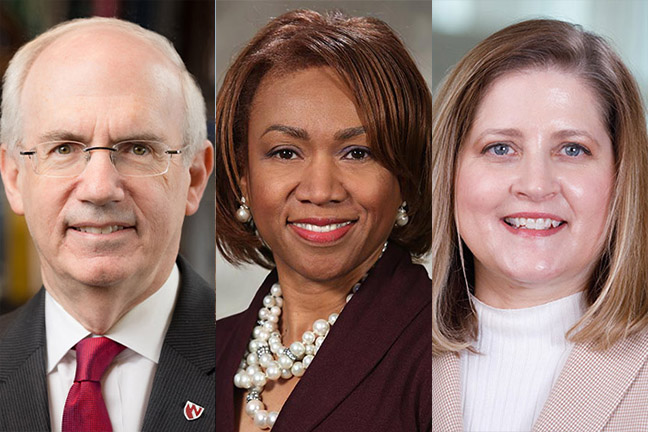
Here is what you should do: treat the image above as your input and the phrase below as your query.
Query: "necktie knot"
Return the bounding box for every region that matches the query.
[74,337,125,382]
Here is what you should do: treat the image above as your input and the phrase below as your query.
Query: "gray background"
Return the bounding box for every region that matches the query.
[432,0,648,108]
[216,0,432,319]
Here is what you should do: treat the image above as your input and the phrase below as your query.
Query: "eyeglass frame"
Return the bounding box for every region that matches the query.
[18,140,186,178]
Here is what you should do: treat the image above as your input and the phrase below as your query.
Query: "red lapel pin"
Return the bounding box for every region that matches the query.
[184,401,205,421]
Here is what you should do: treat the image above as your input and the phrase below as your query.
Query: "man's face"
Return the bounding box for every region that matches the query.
[1,28,207,296]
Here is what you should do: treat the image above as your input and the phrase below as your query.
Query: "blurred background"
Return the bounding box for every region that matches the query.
[432,0,648,108]
[216,0,432,319]
[0,0,215,314]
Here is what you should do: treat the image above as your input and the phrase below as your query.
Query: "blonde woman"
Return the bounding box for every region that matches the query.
[432,19,648,431]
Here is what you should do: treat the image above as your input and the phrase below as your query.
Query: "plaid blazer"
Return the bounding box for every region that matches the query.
[433,330,648,431]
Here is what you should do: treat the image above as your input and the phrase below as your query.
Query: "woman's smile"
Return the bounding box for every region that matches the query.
[288,218,357,244]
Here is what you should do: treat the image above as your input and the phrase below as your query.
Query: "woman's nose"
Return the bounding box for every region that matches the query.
[294,156,347,204]
[511,156,560,201]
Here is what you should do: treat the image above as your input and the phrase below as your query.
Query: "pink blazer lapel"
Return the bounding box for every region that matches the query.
[534,331,648,432]
[432,352,463,432]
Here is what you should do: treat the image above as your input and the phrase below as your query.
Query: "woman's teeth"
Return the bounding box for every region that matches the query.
[292,221,351,232]
[504,217,563,230]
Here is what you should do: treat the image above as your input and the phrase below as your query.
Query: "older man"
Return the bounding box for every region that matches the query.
[0,18,214,431]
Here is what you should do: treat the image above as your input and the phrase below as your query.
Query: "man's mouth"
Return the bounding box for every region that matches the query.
[71,225,129,234]
[504,217,565,230]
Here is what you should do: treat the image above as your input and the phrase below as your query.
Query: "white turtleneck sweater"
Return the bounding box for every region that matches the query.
[460,292,586,432]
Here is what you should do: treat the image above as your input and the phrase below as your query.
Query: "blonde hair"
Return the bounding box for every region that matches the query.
[433,19,648,355]
[0,17,207,162]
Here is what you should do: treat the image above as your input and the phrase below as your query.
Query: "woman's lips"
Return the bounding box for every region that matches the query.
[288,219,356,243]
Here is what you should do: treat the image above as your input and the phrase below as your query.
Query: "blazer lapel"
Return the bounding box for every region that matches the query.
[0,289,51,431]
[141,258,215,431]
[274,244,430,431]
[432,352,463,432]
[534,330,648,431]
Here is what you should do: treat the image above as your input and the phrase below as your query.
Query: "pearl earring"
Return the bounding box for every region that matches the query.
[236,197,252,223]
[395,201,408,226]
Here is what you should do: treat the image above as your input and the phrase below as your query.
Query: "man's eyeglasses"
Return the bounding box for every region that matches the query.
[19,140,184,178]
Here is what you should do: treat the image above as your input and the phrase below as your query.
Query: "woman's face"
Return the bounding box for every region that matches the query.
[242,67,402,284]
[455,69,615,306]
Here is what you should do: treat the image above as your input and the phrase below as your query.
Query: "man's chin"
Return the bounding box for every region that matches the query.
[56,257,139,289]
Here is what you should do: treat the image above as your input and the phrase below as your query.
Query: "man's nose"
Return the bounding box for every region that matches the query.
[294,156,347,205]
[74,149,125,205]
[511,155,560,201]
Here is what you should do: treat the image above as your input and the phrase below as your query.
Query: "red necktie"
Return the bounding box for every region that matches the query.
[62,337,125,432]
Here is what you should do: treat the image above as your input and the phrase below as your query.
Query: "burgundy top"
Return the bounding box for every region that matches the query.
[216,243,431,431]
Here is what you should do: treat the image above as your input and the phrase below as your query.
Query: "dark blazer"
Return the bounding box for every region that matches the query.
[216,243,431,431]
[0,256,215,432]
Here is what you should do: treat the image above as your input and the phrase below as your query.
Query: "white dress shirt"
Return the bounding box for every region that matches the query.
[46,264,179,432]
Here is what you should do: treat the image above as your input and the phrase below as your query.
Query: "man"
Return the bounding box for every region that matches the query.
[0,18,214,431]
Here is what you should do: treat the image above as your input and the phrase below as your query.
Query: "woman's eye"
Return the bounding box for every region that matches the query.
[343,147,371,160]
[485,143,512,156]
[271,148,298,160]
[561,143,590,157]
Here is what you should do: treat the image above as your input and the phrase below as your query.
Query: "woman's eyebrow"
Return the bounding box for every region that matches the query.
[476,128,523,140]
[551,129,598,143]
[334,126,365,141]
[261,124,309,140]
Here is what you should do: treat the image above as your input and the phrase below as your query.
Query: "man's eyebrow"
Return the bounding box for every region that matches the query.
[334,126,365,141]
[37,131,166,144]
[261,125,309,140]
[113,133,166,143]
[39,130,87,143]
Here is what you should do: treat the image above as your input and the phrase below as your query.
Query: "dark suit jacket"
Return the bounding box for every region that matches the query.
[0,256,215,431]
[216,243,431,431]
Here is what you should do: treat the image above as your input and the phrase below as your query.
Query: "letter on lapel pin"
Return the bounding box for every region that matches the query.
[184,401,205,420]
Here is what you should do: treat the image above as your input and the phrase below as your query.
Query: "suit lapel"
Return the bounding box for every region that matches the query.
[0,289,51,431]
[141,257,215,431]
[432,352,463,432]
[273,244,430,431]
[534,330,648,431]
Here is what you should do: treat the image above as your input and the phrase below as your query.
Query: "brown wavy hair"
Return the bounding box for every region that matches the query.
[433,19,648,355]
[216,9,431,268]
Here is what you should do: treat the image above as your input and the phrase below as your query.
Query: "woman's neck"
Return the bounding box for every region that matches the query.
[274,244,384,343]
[275,269,360,344]
[474,263,589,309]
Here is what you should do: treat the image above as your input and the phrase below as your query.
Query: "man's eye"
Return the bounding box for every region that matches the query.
[52,143,83,155]
[343,147,371,160]
[485,143,512,156]
[131,144,150,156]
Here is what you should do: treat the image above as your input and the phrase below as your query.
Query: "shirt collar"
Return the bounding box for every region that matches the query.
[46,264,180,373]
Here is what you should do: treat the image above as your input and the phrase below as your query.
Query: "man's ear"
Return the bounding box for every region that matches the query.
[0,145,25,215]
[185,140,214,216]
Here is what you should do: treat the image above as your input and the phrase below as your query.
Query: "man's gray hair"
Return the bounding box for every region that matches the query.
[0,17,207,163]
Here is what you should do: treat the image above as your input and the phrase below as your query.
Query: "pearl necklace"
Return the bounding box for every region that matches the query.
[234,243,387,429]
